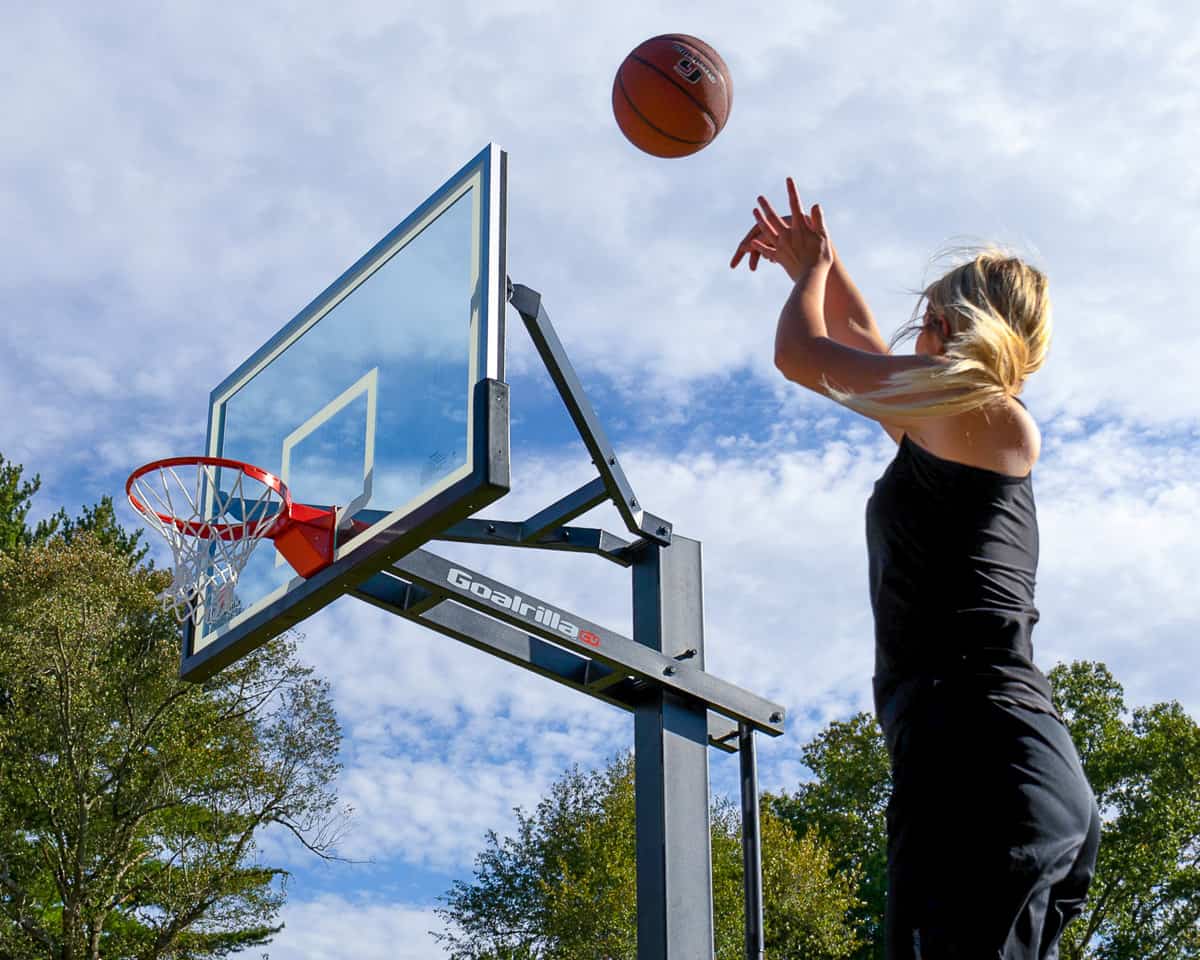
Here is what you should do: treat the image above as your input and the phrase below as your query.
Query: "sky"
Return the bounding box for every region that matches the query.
[4,1,1198,956]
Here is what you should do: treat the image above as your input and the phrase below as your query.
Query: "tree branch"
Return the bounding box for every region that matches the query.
[0,853,59,953]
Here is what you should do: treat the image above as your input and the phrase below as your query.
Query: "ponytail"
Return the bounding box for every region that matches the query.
[828,248,1052,420]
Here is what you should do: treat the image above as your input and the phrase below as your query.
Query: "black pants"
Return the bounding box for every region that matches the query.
[885,690,1101,959]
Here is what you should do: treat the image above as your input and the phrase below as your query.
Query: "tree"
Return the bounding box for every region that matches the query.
[768,714,891,959]
[1052,661,1200,960]
[770,664,1200,960]
[435,753,863,960]
[757,806,866,959]
[0,459,60,555]
[0,476,347,959]
[0,454,146,566]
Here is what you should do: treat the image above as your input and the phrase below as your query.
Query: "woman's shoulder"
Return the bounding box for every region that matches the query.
[905,396,1040,479]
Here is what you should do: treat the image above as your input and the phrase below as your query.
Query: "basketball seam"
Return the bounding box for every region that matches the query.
[629,54,724,128]
[617,70,710,147]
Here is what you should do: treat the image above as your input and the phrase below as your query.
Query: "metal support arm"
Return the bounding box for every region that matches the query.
[436,519,639,566]
[351,566,751,752]
[368,546,784,737]
[509,282,671,546]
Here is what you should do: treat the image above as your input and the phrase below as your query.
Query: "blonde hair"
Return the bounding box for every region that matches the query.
[829,247,1053,419]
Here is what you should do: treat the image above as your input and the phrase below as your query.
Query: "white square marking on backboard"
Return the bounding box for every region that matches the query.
[276,367,379,565]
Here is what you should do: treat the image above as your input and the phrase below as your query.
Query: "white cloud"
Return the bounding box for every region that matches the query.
[270,895,446,960]
[7,0,1198,472]
[4,2,1198,956]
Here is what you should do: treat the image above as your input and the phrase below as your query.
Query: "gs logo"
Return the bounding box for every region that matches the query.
[673,55,705,84]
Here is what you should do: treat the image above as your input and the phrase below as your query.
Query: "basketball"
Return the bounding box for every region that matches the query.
[612,34,733,158]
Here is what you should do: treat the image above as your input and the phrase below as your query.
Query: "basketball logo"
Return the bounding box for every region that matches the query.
[674,56,703,84]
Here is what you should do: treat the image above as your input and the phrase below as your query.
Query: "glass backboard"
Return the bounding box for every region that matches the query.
[180,144,509,681]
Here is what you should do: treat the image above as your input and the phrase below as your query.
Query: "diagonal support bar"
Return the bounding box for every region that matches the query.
[509,282,671,546]
[520,476,609,542]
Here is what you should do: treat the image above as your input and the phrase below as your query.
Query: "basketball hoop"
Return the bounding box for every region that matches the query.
[126,456,336,625]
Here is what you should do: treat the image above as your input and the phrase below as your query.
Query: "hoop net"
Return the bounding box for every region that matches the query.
[126,457,291,625]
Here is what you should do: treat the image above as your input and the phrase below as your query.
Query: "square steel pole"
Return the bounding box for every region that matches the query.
[633,535,714,960]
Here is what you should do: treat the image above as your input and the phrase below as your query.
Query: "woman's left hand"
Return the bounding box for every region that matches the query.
[741,178,834,283]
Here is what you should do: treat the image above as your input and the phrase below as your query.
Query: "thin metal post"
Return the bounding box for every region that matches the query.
[739,722,765,960]
[633,536,714,960]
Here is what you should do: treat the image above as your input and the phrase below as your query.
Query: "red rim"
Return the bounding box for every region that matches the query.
[126,456,294,540]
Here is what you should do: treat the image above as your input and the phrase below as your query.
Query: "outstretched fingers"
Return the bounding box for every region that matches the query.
[732,180,820,272]
[749,237,776,259]
[756,194,790,236]
[730,227,751,268]
[731,222,766,270]
[810,203,833,250]
[787,177,806,228]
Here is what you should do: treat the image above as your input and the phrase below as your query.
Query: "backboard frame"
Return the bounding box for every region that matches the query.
[180,144,509,682]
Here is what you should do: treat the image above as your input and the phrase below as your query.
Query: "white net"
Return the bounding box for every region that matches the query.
[129,460,287,625]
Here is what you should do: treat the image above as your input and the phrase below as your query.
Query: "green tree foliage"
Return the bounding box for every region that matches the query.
[0,459,60,554]
[0,455,145,565]
[757,806,865,959]
[47,497,149,566]
[0,456,347,960]
[768,714,891,959]
[770,664,1200,960]
[435,754,862,960]
[1051,661,1200,960]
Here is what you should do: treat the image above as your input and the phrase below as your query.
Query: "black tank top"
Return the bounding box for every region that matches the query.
[866,430,1059,757]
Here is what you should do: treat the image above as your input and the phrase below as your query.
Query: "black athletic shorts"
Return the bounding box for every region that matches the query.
[885,687,1101,959]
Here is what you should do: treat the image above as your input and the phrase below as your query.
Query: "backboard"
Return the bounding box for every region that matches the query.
[180,143,509,681]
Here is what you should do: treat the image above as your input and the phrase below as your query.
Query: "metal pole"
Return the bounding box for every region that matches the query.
[740,722,765,960]
[633,537,714,960]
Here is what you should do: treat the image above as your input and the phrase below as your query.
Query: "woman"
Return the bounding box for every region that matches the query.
[731,180,1101,959]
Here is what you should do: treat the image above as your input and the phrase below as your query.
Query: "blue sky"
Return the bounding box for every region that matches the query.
[4,1,1198,956]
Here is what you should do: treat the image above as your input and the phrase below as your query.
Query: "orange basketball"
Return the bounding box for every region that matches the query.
[612,34,733,158]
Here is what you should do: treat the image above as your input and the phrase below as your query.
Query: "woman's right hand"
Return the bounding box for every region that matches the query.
[730,217,779,272]
[750,183,836,281]
[730,199,837,273]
